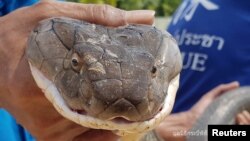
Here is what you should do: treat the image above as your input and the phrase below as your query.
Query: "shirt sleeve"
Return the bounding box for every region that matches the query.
[0,109,36,141]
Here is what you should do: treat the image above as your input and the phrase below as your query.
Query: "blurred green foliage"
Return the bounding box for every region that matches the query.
[67,0,181,16]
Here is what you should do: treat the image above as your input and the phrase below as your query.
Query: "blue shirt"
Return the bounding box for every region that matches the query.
[0,109,35,141]
[168,0,250,113]
[0,0,38,16]
[1,0,38,140]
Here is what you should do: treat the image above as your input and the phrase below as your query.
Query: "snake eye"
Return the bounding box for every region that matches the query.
[71,53,82,72]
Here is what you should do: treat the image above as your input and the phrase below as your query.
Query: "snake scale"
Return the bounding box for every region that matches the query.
[26,17,182,141]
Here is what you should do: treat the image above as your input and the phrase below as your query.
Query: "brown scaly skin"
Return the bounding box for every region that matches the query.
[26,17,182,123]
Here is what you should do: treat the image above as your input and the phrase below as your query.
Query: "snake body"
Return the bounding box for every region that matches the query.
[26,17,182,141]
[187,87,250,141]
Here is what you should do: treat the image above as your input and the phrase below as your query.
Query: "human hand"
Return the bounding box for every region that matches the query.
[190,81,240,120]
[236,110,250,125]
[156,81,240,141]
[0,1,154,141]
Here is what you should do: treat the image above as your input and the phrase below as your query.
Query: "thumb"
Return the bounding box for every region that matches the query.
[190,81,240,119]
[206,81,240,99]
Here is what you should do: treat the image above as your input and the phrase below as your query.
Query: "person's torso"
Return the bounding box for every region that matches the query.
[168,0,250,112]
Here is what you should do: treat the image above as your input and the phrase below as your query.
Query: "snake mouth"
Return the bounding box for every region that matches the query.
[112,117,135,124]
[29,63,179,135]
[71,108,135,124]
[71,109,87,115]
[110,105,163,124]
[72,108,136,124]
[70,106,163,124]
[111,106,163,124]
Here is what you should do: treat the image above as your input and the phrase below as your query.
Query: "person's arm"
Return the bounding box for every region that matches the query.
[156,81,239,141]
[0,1,154,141]
[0,0,155,87]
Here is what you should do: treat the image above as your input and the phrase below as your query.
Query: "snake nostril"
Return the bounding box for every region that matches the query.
[151,66,157,74]
[72,59,79,66]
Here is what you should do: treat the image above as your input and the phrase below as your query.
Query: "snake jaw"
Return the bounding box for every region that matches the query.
[29,62,179,135]
[26,18,182,140]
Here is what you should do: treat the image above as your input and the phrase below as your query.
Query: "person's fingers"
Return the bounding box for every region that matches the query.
[124,10,155,25]
[236,110,250,125]
[35,1,155,26]
[242,110,250,122]
[4,1,154,40]
[239,110,250,125]
[59,2,155,26]
[194,81,239,108]
[206,81,239,99]
[236,113,245,125]
[190,81,239,120]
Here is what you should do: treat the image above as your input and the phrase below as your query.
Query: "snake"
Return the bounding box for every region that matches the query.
[26,17,182,141]
[187,87,250,141]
